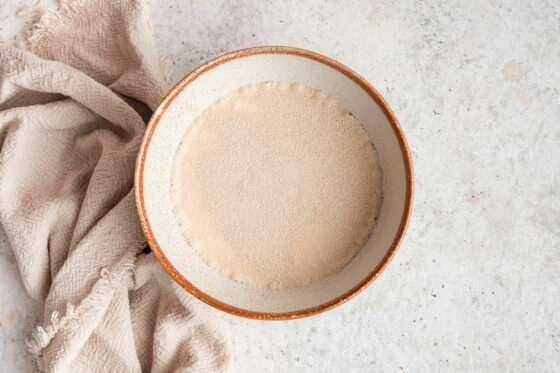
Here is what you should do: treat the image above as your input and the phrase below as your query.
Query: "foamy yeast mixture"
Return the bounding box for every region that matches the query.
[172,82,382,289]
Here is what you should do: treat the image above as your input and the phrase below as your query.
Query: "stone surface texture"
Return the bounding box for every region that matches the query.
[0,0,559,372]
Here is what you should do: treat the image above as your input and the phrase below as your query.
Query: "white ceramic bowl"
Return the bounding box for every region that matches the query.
[135,47,413,319]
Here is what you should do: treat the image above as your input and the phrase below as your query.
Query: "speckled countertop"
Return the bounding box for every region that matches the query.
[1,1,559,372]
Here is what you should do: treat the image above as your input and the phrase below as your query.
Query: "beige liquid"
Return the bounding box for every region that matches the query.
[172,82,382,289]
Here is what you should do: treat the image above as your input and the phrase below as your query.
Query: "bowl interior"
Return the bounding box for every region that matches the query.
[138,49,411,316]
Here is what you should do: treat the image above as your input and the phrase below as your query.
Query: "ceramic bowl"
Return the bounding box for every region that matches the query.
[135,46,413,319]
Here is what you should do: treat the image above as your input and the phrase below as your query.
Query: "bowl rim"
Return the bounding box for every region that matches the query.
[135,46,414,320]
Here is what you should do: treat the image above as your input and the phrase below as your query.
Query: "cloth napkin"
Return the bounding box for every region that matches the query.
[0,0,230,371]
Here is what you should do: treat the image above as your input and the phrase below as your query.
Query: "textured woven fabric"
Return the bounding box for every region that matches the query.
[0,0,230,371]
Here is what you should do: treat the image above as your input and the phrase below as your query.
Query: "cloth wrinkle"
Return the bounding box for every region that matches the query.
[0,0,230,372]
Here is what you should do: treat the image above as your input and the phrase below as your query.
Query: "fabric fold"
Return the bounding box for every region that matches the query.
[0,0,230,371]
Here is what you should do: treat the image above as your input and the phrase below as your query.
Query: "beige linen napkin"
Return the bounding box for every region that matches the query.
[0,0,230,371]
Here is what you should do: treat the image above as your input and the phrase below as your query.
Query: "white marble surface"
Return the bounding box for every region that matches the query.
[1,0,559,372]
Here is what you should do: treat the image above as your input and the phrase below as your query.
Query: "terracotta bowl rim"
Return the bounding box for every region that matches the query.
[134,46,414,320]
